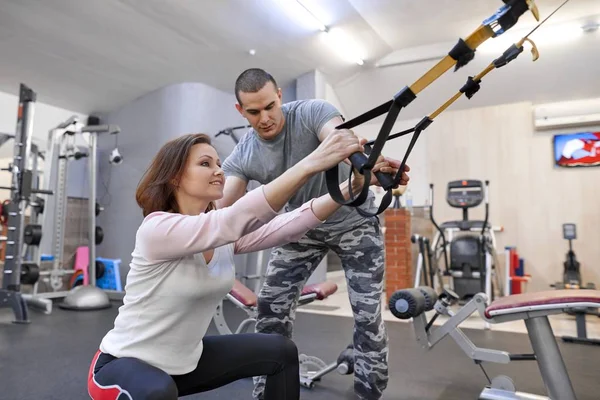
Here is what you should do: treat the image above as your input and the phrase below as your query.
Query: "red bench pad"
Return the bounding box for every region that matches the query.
[230,279,258,307]
[485,289,600,318]
[229,280,338,308]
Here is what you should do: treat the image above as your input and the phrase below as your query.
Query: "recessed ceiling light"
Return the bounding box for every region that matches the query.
[581,22,599,33]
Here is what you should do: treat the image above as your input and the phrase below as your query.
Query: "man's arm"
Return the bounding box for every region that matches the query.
[217,176,248,209]
[317,115,346,142]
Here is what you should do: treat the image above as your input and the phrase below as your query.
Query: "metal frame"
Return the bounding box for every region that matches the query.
[413,180,504,331]
[25,117,122,311]
[0,84,37,323]
[213,290,349,389]
[410,292,580,400]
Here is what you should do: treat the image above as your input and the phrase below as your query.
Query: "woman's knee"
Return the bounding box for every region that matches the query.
[272,335,299,366]
[142,377,178,400]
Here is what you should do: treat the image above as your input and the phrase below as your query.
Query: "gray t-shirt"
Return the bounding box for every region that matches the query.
[222,99,376,231]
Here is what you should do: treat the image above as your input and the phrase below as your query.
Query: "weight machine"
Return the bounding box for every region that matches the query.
[551,223,600,346]
[0,84,54,323]
[213,278,355,389]
[214,124,268,294]
[413,180,503,306]
[389,286,599,400]
[24,114,123,312]
[215,124,250,145]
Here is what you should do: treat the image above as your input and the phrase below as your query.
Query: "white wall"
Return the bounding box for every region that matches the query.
[324,80,346,117]
[0,89,88,158]
[296,69,347,116]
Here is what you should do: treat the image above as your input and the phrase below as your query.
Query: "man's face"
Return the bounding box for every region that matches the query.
[236,82,285,141]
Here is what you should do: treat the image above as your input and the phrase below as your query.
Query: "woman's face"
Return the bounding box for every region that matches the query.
[177,143,224,202]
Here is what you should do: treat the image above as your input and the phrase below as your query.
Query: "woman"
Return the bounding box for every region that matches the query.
[87,131,396,400]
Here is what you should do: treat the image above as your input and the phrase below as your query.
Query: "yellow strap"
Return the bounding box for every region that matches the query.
[429,92,463,120]
[429,64,495,120]
[409,25,494,95]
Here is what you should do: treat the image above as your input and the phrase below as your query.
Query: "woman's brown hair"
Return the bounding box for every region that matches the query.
[136,133,217,217]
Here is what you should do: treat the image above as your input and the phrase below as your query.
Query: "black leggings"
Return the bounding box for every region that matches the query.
[87,333,299,400]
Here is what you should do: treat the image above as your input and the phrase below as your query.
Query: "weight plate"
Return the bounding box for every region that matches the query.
[95,226,104,245]
[24,224,43,245]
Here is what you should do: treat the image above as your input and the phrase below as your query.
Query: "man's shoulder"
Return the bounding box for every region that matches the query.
[283,99,334,114]
[281,99,333,111]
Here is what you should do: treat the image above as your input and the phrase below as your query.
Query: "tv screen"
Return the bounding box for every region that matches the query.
[553,132,600,168]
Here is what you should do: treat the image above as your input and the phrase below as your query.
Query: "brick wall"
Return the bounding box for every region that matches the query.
[383,209,412,301]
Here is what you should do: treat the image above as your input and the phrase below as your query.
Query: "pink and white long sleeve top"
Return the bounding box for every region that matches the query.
[99,186,323,375]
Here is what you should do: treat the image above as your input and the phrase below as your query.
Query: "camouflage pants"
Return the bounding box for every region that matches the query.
[253,217,388,400]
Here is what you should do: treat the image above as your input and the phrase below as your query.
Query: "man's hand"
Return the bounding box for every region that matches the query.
[372,156,410,187]
[318,116,410,187]
[305,129,364,173]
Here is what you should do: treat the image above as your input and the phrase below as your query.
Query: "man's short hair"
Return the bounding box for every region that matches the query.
[234,68,278,105]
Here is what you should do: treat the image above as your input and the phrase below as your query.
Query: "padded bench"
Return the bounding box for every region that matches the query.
[229,279,338,309]
[485,289,600,319]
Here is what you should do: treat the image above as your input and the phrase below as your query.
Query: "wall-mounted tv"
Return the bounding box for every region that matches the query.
[553,132,600,168]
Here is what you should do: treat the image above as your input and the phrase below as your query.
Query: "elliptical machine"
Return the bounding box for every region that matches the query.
[413,180,502,306]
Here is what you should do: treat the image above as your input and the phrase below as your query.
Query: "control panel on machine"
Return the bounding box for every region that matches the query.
[446,180,484,209]
[563,223,576,240]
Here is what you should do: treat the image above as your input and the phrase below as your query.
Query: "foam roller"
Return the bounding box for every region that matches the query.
[417,286,438,311]
[388,288,426,320]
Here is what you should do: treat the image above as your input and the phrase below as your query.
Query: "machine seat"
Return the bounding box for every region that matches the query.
[440,220,490,231]
[485,289,600,318]
[229,279,338,308]
[230,279,258,307]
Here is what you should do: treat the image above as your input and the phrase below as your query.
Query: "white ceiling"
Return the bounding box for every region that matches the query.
[0,0,598,117]
[0,0,388,114]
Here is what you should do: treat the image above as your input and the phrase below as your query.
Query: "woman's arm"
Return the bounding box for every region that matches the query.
[138,187,278,260]
[137,130,363,261]
[234,176,365,254]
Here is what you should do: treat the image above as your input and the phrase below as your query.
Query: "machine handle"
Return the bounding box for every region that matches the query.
[336,362,350,374]
[32,188,54,195]
[348,152,395,190]
[0,186,53,195]
[481,180,490,235]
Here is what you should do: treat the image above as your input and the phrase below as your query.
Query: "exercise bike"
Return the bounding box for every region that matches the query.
[550,223,600,346]
[212,279,355,388]
[413,180,503,306]
[552,223,595,291]
[389,285,600,399]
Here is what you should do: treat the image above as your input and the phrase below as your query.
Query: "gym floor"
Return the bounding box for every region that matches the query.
[1,290,599,400]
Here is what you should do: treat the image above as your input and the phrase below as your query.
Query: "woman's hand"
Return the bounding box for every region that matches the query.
[372,156,411,187]
[349,168,366,196]
[302,129,364,173]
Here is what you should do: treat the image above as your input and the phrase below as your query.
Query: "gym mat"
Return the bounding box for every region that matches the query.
[0,300,598,399]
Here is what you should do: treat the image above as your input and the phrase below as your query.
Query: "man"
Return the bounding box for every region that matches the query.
[219,68,410,400]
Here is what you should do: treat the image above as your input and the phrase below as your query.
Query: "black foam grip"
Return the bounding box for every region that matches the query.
[348,152,396,191]
[375,171,395,191]
[348,152,368,171]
